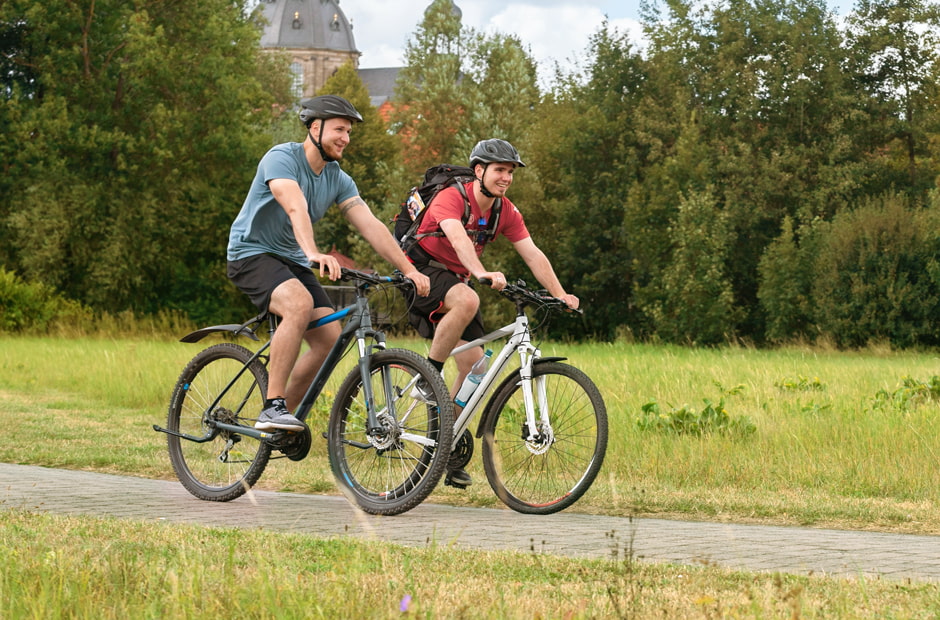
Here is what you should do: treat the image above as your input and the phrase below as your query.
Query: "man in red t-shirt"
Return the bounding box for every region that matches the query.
[402,139,579,488]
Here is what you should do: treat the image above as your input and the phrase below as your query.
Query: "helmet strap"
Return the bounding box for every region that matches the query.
[308,122,335,163]
[476,164,496,198]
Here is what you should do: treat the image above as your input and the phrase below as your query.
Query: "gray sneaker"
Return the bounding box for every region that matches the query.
[255,398,306,431]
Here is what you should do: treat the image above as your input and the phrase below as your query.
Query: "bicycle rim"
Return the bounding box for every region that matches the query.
[166,343,272,501]
[482,362,607,515]
[328,349,453,515]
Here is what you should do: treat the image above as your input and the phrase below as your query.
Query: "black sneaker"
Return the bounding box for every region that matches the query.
[255,398,306,431]
[445,468,472,489]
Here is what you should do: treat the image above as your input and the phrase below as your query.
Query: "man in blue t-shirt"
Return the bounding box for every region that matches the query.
[227,95,429,431]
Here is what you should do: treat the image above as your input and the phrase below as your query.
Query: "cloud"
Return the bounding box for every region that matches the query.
[481,4,644,80]
[342,0,643,78]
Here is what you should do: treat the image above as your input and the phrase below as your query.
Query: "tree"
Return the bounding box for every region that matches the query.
[393,0,472,175]
[526,23,646,339]
[0,0,290,323]
[644,189,741,345]
[846,0,940,196]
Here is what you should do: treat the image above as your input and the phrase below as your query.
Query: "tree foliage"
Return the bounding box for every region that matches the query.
[0,0,291,324]
[3,0,940,348]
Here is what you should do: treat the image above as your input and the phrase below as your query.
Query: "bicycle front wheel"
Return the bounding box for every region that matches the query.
[328,349,454,515]
[166,343,272,501]
[481,361,607,515]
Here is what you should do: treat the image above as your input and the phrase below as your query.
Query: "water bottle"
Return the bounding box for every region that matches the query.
[454,349,492,407]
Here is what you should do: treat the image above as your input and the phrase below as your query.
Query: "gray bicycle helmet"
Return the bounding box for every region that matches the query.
[298,95,363,127]
[469,139,526,168]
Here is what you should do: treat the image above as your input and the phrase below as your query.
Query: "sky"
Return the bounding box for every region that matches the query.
[336,0,858,83]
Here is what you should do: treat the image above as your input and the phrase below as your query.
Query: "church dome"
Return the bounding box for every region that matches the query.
[258,0,358,53]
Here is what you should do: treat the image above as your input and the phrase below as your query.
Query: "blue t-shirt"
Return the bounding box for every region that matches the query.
[227,142,358,265]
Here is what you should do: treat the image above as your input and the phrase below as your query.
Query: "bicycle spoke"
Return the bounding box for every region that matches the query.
[328,349,453,515]
[482,362,607,514]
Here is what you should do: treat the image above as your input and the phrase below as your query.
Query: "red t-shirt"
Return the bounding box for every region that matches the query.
[416,181,529,276]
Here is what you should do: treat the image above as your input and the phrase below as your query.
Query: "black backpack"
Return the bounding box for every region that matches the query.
[393,164,501,256]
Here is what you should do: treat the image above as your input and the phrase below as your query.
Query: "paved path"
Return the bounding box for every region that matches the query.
[2,463,938,583]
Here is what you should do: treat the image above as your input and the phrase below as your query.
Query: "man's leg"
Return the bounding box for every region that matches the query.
[427,282,480,370]
[266,278,316,401]
[284,309,341,412]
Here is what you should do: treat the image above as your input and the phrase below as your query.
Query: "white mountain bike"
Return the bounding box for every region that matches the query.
[444,278,608,514]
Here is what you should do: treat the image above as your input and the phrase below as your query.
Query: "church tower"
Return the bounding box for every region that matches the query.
[257,0,360,97]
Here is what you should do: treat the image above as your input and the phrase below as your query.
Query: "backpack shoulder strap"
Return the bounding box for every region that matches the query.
[454,180,472,224]
[490,197,502,233]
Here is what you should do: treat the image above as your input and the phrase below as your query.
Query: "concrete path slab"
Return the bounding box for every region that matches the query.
[2,463,937,583]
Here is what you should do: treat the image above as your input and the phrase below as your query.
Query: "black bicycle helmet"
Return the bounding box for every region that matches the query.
[469,139,526,168]
[299,95,362,162]
[298,95,363,127]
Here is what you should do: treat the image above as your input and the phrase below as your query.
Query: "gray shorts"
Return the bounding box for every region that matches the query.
[227,253,333,314]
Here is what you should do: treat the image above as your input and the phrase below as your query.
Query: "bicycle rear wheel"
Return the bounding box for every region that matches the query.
[481,361,607,515]
[328,349,454,515]
[166,343,272,501]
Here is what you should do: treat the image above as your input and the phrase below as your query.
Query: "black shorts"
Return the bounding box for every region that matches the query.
[227,254,333,314]
[402,262,484,341]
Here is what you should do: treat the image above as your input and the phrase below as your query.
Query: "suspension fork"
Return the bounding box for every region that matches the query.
[350,295,389,436]
[517,346,547,441]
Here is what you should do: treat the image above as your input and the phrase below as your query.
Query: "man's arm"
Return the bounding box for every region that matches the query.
[339,196,430,296]
[269,178,342,279]
[513,237,580,310]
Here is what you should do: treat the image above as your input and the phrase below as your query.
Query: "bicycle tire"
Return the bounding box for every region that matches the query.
[328,348,454,515]
[481,361,607,515]
[166,343,272,501]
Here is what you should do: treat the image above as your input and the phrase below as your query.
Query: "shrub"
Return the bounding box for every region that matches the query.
[810,194,940,348]
[757,216,817,342]
[0,267,90,333]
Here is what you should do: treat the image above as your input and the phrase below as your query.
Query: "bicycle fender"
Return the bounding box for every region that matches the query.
[179,324,261,343]
[474,357,566,438]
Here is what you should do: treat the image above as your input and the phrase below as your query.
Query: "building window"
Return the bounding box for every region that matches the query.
[290,62,304,98]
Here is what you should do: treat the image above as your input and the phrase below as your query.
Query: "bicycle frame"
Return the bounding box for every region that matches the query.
[448,309,560,451]
[155,278,412,443]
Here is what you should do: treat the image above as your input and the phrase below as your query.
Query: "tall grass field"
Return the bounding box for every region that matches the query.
[1,334,937,532]
[1,334,939,617]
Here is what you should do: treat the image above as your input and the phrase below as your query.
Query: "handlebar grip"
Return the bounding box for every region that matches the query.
[478,277,492,286]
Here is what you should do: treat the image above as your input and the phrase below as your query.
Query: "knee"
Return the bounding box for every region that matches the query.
[447,285,480,314]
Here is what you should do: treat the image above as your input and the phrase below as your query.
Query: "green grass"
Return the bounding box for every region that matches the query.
[2,510,938,619]
[1,335,940,532]
[3,334,940,617]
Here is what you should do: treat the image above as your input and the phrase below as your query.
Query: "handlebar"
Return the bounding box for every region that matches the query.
[478,277,581,315]
[309,261,413,290]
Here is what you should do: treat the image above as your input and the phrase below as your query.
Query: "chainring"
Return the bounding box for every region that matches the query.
[269,426,312,461]
[448,429,474,469]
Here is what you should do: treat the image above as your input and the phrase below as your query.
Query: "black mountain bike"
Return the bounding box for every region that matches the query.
[153,268,454,516]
